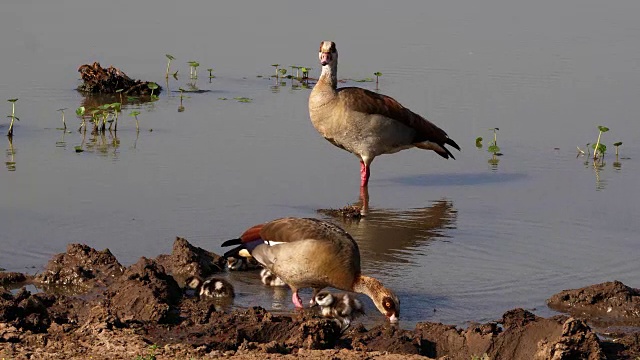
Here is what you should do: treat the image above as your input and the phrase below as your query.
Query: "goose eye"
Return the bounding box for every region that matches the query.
[382,297,396,310]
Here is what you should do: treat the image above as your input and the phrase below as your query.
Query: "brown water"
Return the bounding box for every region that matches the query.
[1,0,639,328]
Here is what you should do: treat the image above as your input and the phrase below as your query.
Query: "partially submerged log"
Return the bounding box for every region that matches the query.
[77,62,161,96]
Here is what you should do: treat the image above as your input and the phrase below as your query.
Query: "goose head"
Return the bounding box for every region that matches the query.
[314,291,335,307]
[374,289,400,323]
[319,41,337,67]
[355,275,400,323]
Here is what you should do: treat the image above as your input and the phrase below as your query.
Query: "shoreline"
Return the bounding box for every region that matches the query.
[1,240,639,359]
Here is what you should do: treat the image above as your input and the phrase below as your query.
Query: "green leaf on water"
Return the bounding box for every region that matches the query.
[488,144,500,154]
[218,97,228,100]
[7,98,18,103]
[374,72,382,77]
[354,78,374,82]
[592,143,607,154]
[234,97,252,103]
[74,146,84,153]
[597,125,609,132]
[613,141,623,147]
[475,137,483,148]
[147,83,159,90]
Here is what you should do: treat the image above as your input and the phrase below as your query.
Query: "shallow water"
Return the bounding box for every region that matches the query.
[1,0,639,328]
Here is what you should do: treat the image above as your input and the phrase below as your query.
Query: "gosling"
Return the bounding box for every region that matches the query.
[314,291,364,330]
[185,275,235,298]
[260,268,287,287]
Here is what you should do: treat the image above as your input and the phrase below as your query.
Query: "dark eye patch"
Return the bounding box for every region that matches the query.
[382,297,396,311]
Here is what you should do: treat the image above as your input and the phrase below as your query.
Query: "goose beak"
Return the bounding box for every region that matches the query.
[320,52,332,66]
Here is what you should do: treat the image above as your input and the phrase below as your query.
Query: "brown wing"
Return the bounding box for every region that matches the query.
[259,217,355,244]
[239,223,264,243]
[337,87,460,157]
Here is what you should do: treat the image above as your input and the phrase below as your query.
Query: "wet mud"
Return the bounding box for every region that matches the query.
[1,239,639,359]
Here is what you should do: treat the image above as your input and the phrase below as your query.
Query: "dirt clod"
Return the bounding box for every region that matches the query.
[77,62,161,95]
[155,236,225,281]
[34,243,124,289]
[547,280,640,326]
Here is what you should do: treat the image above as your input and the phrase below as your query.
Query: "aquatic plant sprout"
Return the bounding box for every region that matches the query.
[7,98,19,137]
[593,125,609,160]
[165,54,175,79]
[129,110,141,131]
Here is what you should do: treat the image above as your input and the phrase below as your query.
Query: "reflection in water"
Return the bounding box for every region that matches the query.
[319,191,457,266]
[268,73,313,94]
[55,130,67,148]
[584,159,607,191]
[488,154,500,171]
[270,286,290,311]
[5,137,16,171]
[78,130,121,159]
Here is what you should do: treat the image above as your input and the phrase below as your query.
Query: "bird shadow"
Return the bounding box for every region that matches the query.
[388,172,528,187]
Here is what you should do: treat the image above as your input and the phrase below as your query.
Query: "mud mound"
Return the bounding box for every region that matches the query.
[347,324,420,354]
[601,331,640,359]
[0,287,84,337]
[0,272,28,287]
[547,280,640,326]
[414,308,604,360]
[77,61,161,95]
[144,306,342,353]
[2,241,640,358]
[106,257,182,324]
[35,243,124,289]
[155,236,225,281]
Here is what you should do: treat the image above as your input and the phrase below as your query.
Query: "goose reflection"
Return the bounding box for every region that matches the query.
[318,189,456,266]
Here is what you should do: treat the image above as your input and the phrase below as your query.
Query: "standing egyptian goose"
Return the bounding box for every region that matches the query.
[221,217,400,322]
[309,41,460,188]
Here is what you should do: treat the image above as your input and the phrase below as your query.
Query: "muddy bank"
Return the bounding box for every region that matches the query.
[1,240,639,359]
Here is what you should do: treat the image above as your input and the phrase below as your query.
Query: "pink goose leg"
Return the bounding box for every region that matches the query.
[292,289,304,308]
[360,161,370,187]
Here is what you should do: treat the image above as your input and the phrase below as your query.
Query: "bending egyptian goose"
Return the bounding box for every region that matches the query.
[309,41,460,187]
[314,290,364,330]
[221,217,400,322]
